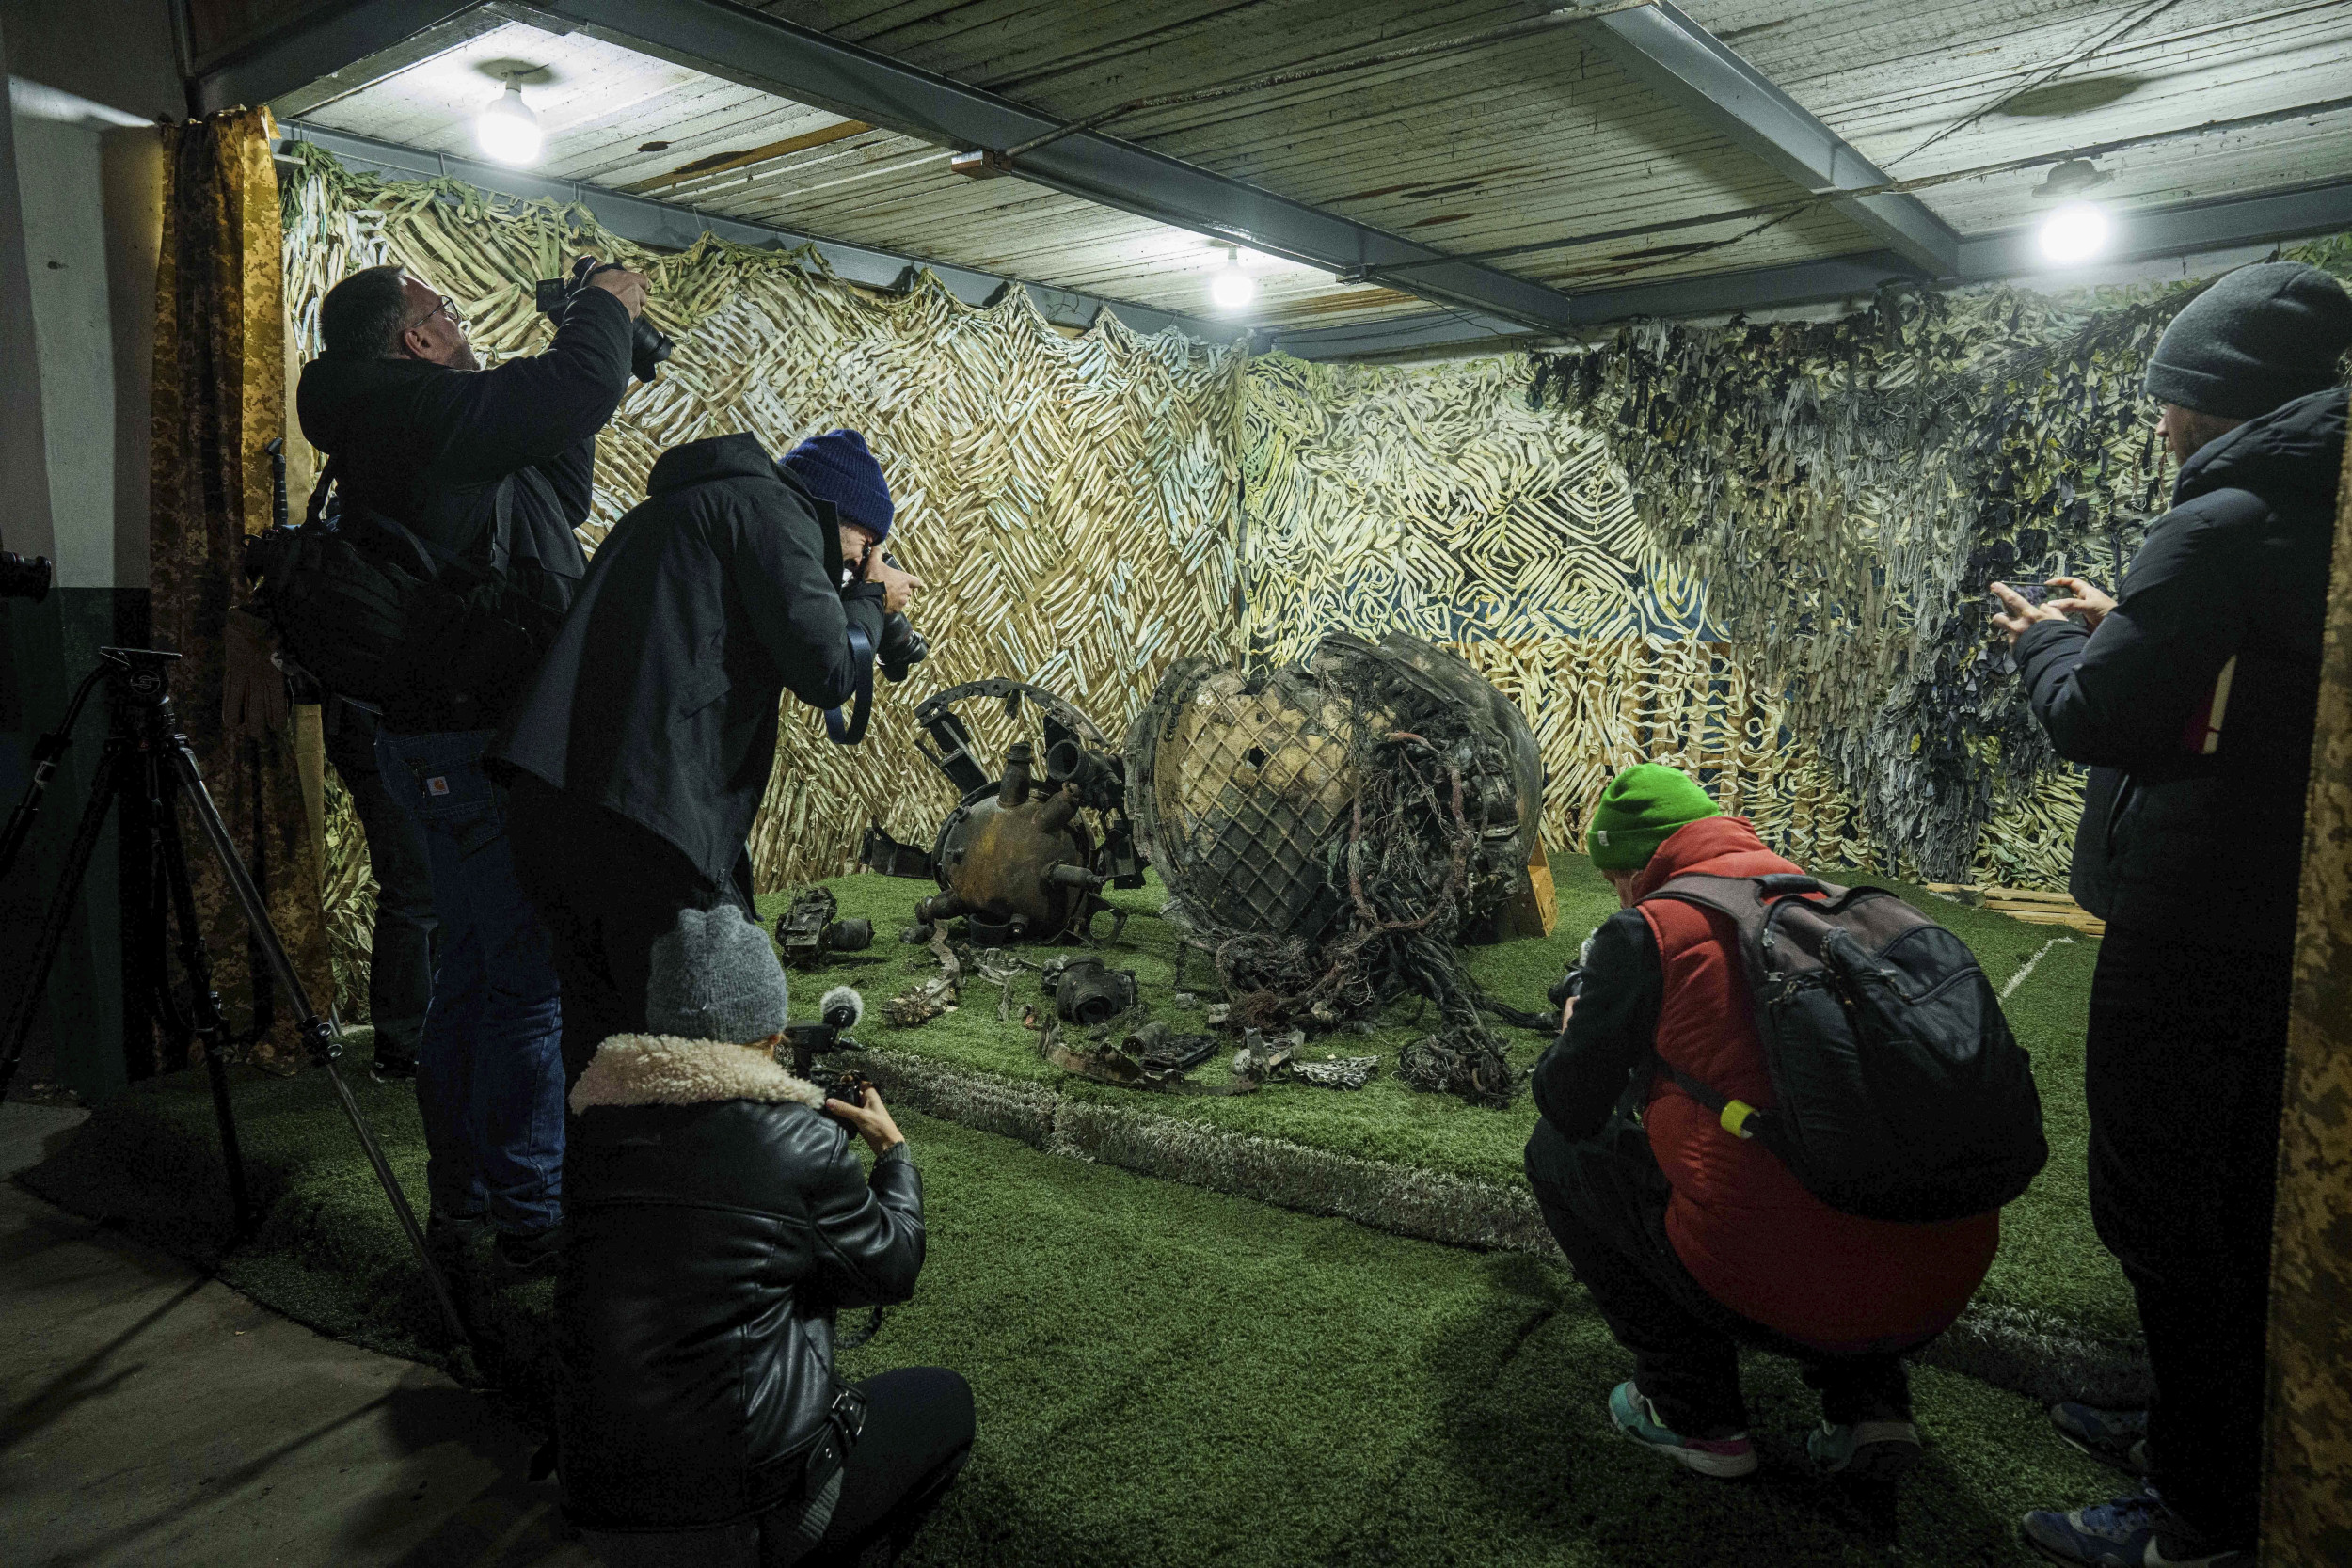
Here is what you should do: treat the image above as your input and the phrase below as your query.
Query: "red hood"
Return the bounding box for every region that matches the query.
[1629,816,1779,900]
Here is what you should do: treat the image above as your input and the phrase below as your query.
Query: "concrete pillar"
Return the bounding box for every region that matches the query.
[2264,398,2352,1561]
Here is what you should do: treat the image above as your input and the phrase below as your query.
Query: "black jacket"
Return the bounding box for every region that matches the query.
[294,287,634,732]
[2015,387,2344,949]
[493,432,886,888]
[1529,909,1664,1139]
[558,1033,925,1530]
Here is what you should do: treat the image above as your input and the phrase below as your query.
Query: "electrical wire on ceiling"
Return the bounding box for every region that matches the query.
[1882,0,2188,171]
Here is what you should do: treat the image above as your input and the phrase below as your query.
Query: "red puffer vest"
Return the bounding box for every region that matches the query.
[1632,816,1999,1352]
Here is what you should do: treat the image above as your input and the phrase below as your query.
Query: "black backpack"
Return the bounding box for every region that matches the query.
[1643,872,2048,1224]
[246,457,563,720]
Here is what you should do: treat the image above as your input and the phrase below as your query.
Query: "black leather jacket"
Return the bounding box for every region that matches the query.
[555,1034,925,1530]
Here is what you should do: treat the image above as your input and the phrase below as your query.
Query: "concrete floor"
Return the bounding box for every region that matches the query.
[0,1101,595,1568]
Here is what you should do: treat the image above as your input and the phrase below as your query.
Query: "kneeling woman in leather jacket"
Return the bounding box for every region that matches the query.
[557,906,972,1567]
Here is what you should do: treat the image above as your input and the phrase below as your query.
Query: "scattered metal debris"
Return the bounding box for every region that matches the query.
[883,931,962,1028]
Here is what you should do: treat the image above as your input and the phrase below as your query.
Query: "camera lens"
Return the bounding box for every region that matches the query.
[0,551,54,603]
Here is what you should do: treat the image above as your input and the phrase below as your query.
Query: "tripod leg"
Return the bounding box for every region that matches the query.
[0,739,132,1102]
[149,752,256,1238]
[159,728,473,1351]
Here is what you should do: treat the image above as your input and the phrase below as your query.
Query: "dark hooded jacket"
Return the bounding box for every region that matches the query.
[294,286,634,733]
[492,432,886,889]
[2014,386,2344,949]
[558,1031,925,1530]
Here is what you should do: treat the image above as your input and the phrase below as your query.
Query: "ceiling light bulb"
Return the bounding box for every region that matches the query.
[476,79,543,166]
[1209,247,1257,311]
[2037,201,2110,264]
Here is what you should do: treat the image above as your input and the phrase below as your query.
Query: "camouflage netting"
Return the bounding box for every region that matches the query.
[279,135,2347,1017]
[279,145,1244,1013]
[1531,234,2352,882]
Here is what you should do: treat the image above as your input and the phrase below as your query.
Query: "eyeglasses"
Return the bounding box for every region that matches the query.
[406,294,463,334]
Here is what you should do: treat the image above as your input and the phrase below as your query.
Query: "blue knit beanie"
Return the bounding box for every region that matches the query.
[781,429,893,542]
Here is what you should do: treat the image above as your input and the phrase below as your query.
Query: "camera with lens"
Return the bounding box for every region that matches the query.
[780,985,866,1081]
[859,551,927,683]
[1547,965,1586,1013]
[775,887,874,970]
[1,551,53,603]
[535,256,673,383]
[878,600,928,683]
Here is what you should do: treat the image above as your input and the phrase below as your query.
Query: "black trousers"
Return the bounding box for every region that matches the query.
[583,1368,976,1568]
[2085,922,2290,1547]
[1524,1116,1914,1438]
[320,697,437,1069]
[504,775,753,1085]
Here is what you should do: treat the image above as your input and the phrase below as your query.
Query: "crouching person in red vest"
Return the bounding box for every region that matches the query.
[1524,765,2000,1481]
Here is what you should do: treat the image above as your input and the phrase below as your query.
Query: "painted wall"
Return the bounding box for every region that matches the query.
[0,0,174,1102]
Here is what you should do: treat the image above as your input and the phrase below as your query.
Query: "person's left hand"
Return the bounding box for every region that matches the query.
[1988,580,2068,648]
[823,1084,906,1157]
[1558,993,1578,1032]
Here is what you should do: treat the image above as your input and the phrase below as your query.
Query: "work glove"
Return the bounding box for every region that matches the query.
[222,605,291,739]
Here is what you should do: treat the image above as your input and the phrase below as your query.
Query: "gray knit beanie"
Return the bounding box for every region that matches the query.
[646,906,790,1042]
[2143,261,2352,419]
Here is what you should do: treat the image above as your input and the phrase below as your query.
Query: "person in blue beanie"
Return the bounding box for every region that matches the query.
[782,428,898,581]
[494,429,921,1085]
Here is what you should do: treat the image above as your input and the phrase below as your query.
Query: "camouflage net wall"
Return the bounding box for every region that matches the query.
[1239,356,1877,872]
[1246,234,2350,889]
[280,135,2345,1018]
[280,145,1244,1014]
[1533,234,2352,882]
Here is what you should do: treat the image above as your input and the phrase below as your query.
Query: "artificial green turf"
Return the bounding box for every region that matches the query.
[760,854,2133,1344]
[22,1070,2118,1566]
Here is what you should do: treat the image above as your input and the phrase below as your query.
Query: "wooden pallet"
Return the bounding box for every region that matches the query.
[1923,882,2106,937]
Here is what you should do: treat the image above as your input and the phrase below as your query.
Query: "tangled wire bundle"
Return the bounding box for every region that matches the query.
[1128,632,1542,1107]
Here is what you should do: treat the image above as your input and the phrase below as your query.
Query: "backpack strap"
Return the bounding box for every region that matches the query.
[1630,872,1843,1148]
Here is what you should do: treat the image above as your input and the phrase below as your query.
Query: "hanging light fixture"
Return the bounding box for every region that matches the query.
[1208,245,1257,311]
[476,75,543,166]
[2038,201,2111,264]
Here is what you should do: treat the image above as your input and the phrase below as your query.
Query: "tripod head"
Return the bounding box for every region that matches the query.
[99,646,183,706]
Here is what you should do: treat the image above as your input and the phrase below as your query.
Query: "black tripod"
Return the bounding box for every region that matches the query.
[0,647,469,1349]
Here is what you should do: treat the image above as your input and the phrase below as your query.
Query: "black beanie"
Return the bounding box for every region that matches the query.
[2143,261,2352,419]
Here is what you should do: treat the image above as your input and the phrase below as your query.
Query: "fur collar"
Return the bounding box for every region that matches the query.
[569,1034,828,1114]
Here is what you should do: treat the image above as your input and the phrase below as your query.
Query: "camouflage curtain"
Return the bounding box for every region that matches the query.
[147,107,332,1072]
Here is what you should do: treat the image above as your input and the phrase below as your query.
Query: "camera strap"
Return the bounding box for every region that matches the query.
[822,620,877,746]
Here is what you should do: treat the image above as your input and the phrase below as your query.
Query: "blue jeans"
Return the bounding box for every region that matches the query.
[376,727,564,1234]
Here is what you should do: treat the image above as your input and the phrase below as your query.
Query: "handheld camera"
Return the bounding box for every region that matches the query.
[535,256,673,383]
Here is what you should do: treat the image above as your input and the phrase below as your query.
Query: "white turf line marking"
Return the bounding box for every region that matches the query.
[2000,936,2075,1001]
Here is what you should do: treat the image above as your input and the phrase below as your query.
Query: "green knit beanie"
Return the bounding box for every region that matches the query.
[1585,764,1722,872]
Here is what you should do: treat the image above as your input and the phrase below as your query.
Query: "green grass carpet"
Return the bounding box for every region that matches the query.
[760,854,2131,1345]
[23,1069,2116,1567]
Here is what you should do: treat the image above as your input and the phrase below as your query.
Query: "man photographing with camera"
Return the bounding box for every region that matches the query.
[497,427,922,1085]
[293,256,647,1283]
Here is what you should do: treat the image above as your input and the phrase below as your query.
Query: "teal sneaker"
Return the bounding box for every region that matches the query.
[1807,1417,1923,1481]
[2049,1402,2152,1476]
[1606,1381,1757,1479]
[2022,1491,2251,1567]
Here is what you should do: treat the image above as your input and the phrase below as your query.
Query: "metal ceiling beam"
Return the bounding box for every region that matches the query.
[1270,174,2352,358]
[524,0,1589,334]
[1579,0,1960,277]
[190,0,481,114]
[282,122,1237,344]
